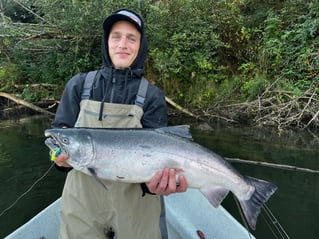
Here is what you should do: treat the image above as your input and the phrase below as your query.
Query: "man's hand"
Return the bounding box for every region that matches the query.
[146,168,187,196]
[54,153,72,168]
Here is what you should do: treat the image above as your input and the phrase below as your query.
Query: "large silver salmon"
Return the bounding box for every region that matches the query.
[44,125,277,230]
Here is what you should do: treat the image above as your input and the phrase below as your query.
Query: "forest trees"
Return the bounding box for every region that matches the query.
[0,0,318,129]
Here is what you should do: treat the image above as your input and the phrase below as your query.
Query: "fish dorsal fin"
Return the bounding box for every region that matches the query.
[156,125,193,141]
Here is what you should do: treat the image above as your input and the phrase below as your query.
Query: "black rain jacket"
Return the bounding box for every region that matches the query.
[52,12,167,129]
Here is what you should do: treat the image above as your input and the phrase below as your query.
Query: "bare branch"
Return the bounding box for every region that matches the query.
[12,0,56,27]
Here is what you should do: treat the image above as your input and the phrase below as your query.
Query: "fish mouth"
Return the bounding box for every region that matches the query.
[45,130,58,147]
[44,131,66,157]
[45,137,60,150]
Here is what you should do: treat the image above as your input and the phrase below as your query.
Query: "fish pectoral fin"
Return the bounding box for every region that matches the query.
[87,167,108,190]
[200,187,229,208]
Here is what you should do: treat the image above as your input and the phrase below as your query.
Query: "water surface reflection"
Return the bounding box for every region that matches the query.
[191,124,319,239]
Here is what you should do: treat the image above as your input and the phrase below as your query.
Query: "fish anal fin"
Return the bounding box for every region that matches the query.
[200,187,229,208]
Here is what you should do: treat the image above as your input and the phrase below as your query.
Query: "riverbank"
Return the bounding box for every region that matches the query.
[1,94,319,132]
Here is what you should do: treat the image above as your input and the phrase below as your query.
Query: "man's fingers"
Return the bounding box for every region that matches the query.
[146,168,188,195]
[156,168,170,193]
[166,169,177,193]
[146,171,163,193]
[55,154,68,163]
[176,175,187,192]
[54,154,71,167]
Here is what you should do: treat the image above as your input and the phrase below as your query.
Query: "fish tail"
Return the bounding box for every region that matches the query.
[239,176,277,230]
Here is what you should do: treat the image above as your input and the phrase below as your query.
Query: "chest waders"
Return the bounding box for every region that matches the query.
[58,71,163,239]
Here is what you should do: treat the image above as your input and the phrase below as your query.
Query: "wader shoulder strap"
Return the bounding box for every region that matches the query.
[81,70,98,100]
[135,77,149,108]
[81,71,149,108]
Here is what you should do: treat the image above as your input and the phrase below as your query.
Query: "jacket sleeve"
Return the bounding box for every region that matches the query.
[142,85,168,128]
[52,73,85,128]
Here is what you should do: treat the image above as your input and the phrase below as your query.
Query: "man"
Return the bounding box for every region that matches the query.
[52,9,187,239]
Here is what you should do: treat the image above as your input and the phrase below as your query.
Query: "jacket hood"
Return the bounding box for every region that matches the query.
[101,9,147,77]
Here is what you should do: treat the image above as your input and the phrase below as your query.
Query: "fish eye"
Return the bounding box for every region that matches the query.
[61,137,69,145]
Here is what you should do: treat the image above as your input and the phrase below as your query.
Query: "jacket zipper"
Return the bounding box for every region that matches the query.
[109,74,116,103]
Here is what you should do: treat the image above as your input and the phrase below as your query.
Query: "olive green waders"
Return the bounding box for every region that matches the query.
[58,100,162,239]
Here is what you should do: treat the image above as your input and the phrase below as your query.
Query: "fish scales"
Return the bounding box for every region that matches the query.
[44,125,277,230]
[63,128,246,191]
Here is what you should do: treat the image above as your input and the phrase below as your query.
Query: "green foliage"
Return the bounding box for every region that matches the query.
[0,0,318,114]
[0,63,18,91]
[237,62,265,100]
[1,0,37,23]
[261,1,319,83]
[147,0,229,103]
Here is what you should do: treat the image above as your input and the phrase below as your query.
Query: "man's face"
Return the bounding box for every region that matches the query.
[108,21,141,69]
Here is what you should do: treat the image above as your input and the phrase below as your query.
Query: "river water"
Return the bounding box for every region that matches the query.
[0,116,318,238]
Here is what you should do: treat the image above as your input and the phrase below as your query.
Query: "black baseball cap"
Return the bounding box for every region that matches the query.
[103,9,143,34]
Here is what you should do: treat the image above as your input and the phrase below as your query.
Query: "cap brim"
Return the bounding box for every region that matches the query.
[103,15,142,34]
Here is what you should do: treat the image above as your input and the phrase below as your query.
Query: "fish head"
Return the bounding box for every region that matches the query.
[44,128,94,170]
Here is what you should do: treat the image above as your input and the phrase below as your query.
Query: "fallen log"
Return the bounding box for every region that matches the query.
[0,92,55,116]
[226,157,319,174]
[0,92,201,119]
[165,96,200,119]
